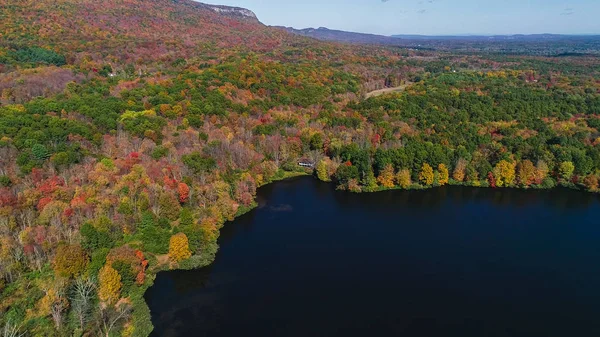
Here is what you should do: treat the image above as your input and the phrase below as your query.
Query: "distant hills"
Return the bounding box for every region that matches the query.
[391,34,600,41]
[282,27,404,46]
[282,27,600,55]
[283,27,600,45]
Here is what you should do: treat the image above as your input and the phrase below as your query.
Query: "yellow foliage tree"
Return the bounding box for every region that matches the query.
[517,159,536,186]
[38,288,60,316]
[53,244,88,278]
[39,200,69,226]
[98,265,122,304]
[437,164,449,186]
[468,168,480,186]
[316,159,330,182]
[453,158,468,182]
[169,233,192,262]
[377,164,395,188]
[396,169,411,189]
[493,160,516,187]
[559,161,575,181]
[419,163,434,186]
[37,280,68,318]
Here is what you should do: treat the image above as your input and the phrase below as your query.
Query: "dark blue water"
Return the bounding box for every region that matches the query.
[145,177,600,337]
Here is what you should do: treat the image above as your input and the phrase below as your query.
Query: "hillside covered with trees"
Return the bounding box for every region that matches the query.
[1,0,600,336]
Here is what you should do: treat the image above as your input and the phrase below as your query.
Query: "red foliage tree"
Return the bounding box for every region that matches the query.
[120,152,141,172]
[163,175,178,189]
[371,133,381,147]
[37,197,53,211]
[134,250,148,285]
[487,172,497,188]
[63,208,74,218]
[31,168,44,185]
[70,194,87,208]
[38,176,64,195]
[0,188,16,207]
[177,182,190,203]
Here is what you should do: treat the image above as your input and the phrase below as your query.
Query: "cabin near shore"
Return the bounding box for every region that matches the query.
[298,158,315,168]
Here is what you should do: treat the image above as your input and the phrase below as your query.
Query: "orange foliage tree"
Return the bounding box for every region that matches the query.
[534,160,549,184]
[583,175,599,192]
[177,182,190,203]
[377,164,395,188]
[517,160,536,186]
[453,158,468,182]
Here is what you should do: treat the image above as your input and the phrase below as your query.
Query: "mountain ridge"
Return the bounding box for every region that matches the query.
[0,0,293,66]
[281,26,404,46]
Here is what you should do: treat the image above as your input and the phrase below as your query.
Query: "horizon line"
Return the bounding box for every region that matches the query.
[281,26,600,38]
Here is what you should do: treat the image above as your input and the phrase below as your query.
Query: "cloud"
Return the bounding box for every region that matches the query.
[381,0,434,14]
[560,8,575,16]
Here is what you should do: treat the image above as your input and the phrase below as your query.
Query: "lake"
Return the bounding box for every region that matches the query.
[145,176,600,337]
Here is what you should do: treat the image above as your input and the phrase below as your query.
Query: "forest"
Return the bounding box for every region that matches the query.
[1,0,600,336]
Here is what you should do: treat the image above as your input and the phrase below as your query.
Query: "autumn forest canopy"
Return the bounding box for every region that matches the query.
[1,0,600,336]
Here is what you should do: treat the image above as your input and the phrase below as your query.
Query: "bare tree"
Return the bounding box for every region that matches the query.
[264,135,288,168]
[307,150,324,167]
[70,276,97,330]
[1,320,25,337]
[30,246,47,272]
[45,280,68,331]
[230,141,257,170]
[8,247,25,282]
[50,300,66,331]
[100,302,132,337]
[148,184,162,218]
[20,208,36,229]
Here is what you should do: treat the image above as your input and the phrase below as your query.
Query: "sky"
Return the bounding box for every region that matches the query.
[209,0,600,36]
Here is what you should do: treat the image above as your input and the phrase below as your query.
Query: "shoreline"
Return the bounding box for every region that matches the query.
[138,171,598,336]
[137,171,308,336]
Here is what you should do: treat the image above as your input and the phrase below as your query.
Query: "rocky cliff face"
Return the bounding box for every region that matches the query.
[197,2,259,22]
